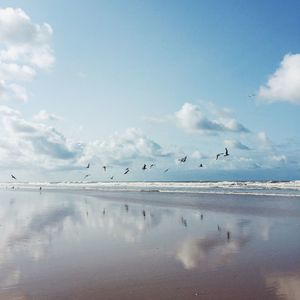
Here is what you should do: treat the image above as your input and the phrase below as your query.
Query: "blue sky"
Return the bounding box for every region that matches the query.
[0,1,300,181]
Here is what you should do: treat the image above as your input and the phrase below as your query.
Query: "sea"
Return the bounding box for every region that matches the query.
[1,180,300,197]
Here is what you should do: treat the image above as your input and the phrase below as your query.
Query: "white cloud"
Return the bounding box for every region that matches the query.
[0,80,28,102]
[82,128,172,166]
[0,8,54,68]
[175,102,249,134]
[224,139,251,150]
[259,53,300,104]
[190,150,208,159]
[33,110,61,122]
[0,8,54,102]
[0,61,36,81]
[0,106,170,171]
[257,131,272,150]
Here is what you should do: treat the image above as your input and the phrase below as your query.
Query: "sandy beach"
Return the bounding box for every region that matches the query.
[0,189,299,300]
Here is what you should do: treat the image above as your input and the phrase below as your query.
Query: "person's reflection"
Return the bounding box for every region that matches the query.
[181,216,187,228]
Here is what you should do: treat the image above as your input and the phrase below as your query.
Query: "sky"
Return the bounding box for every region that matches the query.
[0,0,300,181]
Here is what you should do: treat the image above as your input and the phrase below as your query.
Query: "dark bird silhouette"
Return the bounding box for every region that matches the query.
[11,174,17,180]
[199,163,203,168]
[150,164,155,168]
[142,164,147,170]
[83,174,90,180]
[178,156,187,163]
[86,163,90,168]
[216,153,224,160]
[224,147,229,157]
[124,168,130,175]
[103,166,107,172]
[164,168,169,173]
[110,176,114,180]
[227,231,231,240]
[142,210,146,218]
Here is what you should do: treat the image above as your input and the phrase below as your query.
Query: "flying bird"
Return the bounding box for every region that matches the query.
[216,153,224,160]
[11,174,17,180]
[150,164,155,168]
[224,148,229,157]
[103,166,107,172]
[199,163,203,168]
[86,163,90,168]
[83,174,90,180]
[110,176,114,180]
[164,168,169,173]
[178,156,187,163]
[142,164,147,170]
[124,168,130,175]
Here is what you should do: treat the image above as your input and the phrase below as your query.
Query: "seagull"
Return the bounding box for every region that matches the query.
[124,168,130,175]
[224,147,229,157]
[178,156,187,163]
[199,163,203,168]
[110,176,114,180]
[248,93,256,98]
[103,166,107,172]
[83,174,90,180]
[150,164,155,168]
[142,164,147,170]
[11,174,17,180]
[86,163,90,169]
[216,153,224,160]
[164,168,169,173]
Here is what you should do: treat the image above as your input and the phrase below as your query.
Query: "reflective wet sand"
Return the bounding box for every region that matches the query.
[0,189,300,299]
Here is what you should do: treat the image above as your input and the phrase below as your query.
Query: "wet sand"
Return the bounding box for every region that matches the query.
[0,189,300,299]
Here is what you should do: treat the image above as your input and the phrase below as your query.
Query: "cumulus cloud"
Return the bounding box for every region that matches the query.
[257,131,272,150]
[33,110,61,122]
[175,103,249,134]
[82,128,172,166]
[0,105,83,169]
[190,150,208,159]
[0,106,170,171]
[0,80,28,101]
[224,139,251,150]
[0,8,54,68]
[0,8,54,102]
[258,53,300,104]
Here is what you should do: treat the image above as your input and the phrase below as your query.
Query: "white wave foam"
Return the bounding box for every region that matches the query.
[1,180,300,196]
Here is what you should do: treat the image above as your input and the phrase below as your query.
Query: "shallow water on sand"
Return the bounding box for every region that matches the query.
[0,190,300,299]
